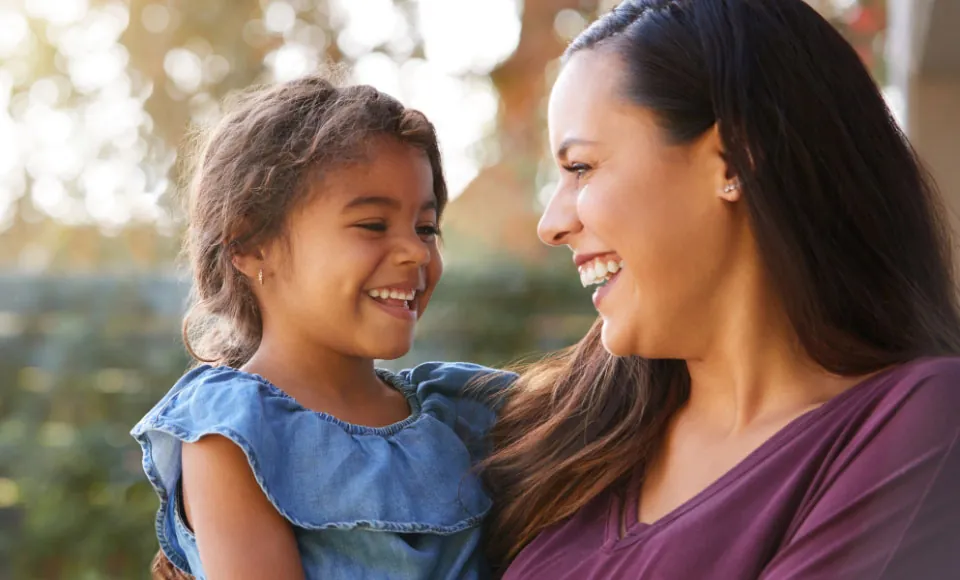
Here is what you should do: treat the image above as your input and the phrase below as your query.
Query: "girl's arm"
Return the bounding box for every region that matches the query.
[182,435,305,580]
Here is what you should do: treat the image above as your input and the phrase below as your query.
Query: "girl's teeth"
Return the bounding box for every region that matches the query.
[368,288,418,300]
[607,260,620,273]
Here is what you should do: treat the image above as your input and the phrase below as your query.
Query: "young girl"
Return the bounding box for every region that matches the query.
[132,74,511,579]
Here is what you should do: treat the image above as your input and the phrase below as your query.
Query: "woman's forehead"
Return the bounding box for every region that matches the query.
[548,51,660,154]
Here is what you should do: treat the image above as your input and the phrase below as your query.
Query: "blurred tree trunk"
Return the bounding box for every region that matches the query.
[444,0,597,262]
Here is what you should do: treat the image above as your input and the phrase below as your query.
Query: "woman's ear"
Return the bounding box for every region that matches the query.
[707,124,742,203]
[718,176,742,202]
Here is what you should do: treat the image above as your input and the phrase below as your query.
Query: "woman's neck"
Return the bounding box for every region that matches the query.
[684,338,845,434]
[683,247,856,434]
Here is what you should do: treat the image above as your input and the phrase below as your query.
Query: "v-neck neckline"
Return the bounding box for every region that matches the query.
[603,364,894,550]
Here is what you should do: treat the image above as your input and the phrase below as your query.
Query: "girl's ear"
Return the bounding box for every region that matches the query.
[229,241,265,283]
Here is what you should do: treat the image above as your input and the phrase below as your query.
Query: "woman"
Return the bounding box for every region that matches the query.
[483,0,960,578]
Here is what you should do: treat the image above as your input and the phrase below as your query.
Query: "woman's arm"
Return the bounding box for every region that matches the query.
[182,435,305,580]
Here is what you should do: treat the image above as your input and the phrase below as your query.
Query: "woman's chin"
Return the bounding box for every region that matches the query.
[599,318,668,359]
[599,320,635,357]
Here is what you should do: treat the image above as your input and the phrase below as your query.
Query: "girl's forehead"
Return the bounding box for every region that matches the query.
[299,156,436,213]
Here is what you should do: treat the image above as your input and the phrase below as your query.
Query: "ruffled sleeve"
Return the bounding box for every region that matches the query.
[130,365,296,572]
[400,361,517,463]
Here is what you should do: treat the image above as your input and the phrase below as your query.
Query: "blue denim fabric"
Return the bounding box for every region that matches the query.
[131,362,514,580]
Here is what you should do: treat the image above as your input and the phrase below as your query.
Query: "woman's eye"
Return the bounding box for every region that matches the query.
[564,163,591,180]
[417,224,440,240]
[357,222,387,232]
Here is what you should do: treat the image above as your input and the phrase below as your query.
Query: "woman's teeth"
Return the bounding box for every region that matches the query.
[367,288,416,301]
[578,257,623,288]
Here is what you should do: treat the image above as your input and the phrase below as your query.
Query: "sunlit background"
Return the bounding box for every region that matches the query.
[2,0,954,577]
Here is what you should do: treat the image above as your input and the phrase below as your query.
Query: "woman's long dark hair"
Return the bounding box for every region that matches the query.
[481,0,960,567]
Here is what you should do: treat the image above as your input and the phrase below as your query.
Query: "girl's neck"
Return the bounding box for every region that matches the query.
[242,336,413,427]
[241,334,383,411]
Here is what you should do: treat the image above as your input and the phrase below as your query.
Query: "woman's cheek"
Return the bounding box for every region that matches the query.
[578,183,628,238]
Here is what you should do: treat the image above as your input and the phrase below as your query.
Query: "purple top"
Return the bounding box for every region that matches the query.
[503,357,960,579]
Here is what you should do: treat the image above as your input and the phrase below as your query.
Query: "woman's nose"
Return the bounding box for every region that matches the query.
[537,185,583,247]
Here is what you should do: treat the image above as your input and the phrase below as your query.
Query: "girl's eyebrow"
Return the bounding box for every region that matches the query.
[343,195,437,212]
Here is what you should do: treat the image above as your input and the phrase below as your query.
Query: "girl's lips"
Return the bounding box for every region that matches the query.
[367,294,418,321]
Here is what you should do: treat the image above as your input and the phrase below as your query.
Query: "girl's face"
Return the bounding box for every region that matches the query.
[256,137,443,361]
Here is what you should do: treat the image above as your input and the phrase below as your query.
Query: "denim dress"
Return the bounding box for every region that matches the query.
[131,362,513,580]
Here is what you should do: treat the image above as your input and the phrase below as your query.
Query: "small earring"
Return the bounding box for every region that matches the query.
[258,269,263,286]
[722,180,739,194]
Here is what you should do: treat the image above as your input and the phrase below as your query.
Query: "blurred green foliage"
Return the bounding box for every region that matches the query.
[0,274,191,577]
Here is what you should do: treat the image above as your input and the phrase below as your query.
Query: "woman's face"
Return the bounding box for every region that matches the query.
[540,49,746,359]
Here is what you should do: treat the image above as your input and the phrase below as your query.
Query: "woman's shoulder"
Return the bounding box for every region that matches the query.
[867,356,960,426]
[762,357,960,577]
[823,355,960,471]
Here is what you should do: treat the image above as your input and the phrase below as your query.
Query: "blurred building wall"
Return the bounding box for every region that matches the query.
[888,0,960,250]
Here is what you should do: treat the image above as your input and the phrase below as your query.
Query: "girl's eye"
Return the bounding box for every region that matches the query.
[417,224,440,240]
[357,222,439,240]
[562,162,592,181]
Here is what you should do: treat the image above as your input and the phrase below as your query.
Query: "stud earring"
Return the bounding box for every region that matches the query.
[258,269,263,286]
[722,180,739,194]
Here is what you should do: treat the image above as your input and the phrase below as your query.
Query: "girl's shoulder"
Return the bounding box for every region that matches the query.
[132,363,500,575]
[132,364,283,439]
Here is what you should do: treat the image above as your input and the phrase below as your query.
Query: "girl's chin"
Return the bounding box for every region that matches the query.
[365,337,416,362]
